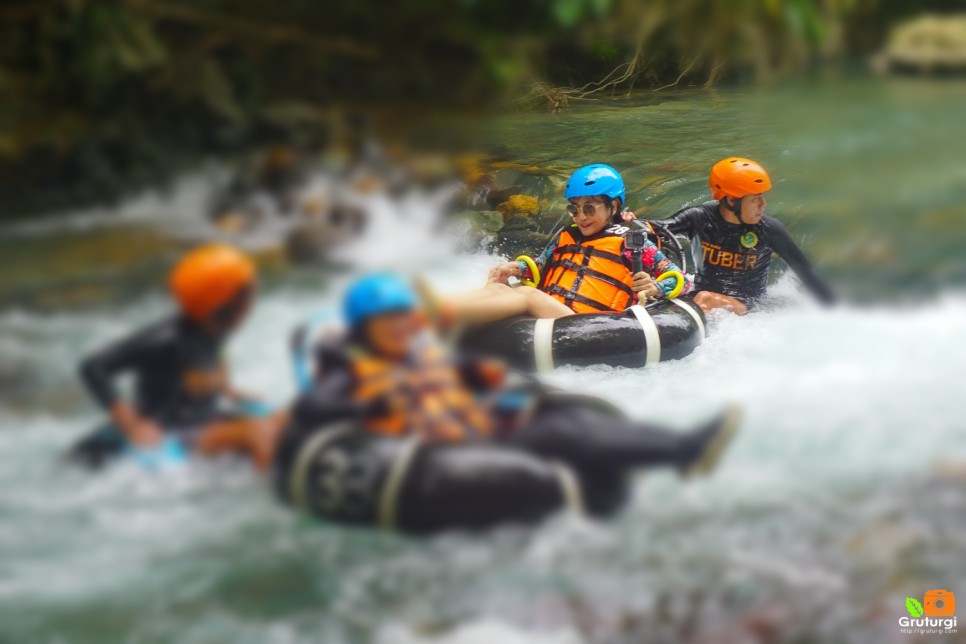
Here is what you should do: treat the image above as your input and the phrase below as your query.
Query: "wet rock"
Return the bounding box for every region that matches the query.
[0,225,180,311]
[448,209,503,237]
[686,604,792,644]
[0,352,33,402]
[249,245,291,275]
[285,204,367,264]
[935,459,966,482]
[846,515,923,569]
[497,234,551,260]
[456,155,494,187]
[452,168,523,211]
[212,211,254,235]
[874,14,966,75]
[495,213,554,257]
[453,156,558,213]
[497,194,543,218]
[403,153,460,188]
[489,161,545,175]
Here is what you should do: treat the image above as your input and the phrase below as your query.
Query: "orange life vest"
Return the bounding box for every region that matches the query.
[540,225,636,313]
[349,342,492,442]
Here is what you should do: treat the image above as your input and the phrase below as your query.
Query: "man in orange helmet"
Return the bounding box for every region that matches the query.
[650,157,835,314]
[78,244,285,469]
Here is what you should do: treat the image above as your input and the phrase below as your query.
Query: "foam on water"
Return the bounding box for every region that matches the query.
[376,619,583,644]
[2,139,965,640]
[2,246,965,641]
[0,168,225,238]
[325,184,465,269]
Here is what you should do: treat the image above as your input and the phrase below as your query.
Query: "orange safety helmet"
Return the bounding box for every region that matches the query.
[169,244,256,322]
[709,157,772,200]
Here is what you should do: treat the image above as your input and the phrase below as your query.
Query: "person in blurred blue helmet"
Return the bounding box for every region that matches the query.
[272,272,739,532]
[293,272,500,441]
[419,164,691,326]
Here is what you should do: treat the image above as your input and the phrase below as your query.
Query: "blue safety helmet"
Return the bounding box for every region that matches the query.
[564,164,625,205]
[344,273,418,328]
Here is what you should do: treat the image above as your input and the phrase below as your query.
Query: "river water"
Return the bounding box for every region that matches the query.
[1,78,965,643]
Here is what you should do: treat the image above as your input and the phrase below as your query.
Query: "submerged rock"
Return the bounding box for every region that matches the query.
[0,225,179,310]
[846,515,923,570]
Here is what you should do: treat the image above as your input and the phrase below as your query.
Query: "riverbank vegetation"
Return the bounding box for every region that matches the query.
[0,0,956,215]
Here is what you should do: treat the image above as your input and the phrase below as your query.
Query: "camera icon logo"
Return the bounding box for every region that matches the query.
[924,589,956,618]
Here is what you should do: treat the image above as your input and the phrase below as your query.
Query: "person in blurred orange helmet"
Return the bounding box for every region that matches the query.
[650,157,835,314]
[78,244,286,469]
[169,243,256,328]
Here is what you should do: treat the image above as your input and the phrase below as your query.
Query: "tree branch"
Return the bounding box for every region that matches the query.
[124,0,379,60]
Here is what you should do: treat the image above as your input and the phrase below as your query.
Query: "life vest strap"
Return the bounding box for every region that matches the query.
[352,347,491,441]
[544,284,619,313]
[547,258,636,297]
[541,230,635,313]
[550,244,625,266]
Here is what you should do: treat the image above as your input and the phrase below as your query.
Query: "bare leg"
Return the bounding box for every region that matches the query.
[194,410,289,470]
[445,281,516,305]
[416,279,574,325]
[694,291,748,315]
[449,284,573,324]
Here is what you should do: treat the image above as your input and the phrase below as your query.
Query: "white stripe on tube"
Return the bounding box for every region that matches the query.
[533,317,556,372]
[552,461,585,515]
[378,436,422,530]
[629,305,661,365]
[669,298,707,338]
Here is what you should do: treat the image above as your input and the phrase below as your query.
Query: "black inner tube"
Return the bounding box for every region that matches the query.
[457,298,706,372]
[275,390,634,534]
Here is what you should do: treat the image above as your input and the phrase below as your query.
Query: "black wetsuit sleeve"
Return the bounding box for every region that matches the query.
[78,328,158,409]
[651,206,703,238]
[766,218,836,305]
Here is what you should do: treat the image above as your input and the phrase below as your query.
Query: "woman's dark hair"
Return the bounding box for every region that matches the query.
[609,197,624,223]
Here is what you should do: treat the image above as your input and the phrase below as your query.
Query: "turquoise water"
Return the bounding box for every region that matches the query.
[478,78,966,300]
[1,78,965,643]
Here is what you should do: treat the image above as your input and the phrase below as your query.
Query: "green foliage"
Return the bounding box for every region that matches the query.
[552,0,585,27]
[594,41,619,62]
[0,0,912,214]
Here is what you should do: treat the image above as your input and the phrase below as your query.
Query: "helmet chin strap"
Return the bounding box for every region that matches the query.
[723,196,753,225]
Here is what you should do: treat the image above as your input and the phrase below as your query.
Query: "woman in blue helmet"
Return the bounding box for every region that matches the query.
[424,164,692,325]
[273,273,739,533]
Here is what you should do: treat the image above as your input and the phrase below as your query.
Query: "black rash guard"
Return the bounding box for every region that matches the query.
[79,316,226,429]
[652,202,835,306]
